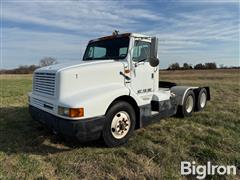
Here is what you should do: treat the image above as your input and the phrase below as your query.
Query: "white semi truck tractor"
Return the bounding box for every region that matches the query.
[28,33,210,147]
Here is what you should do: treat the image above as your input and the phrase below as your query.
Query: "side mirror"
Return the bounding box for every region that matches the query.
[149,37,159,67]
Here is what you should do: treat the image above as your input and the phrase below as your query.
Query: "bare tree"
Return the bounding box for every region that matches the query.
[205,62,217,69]
[194,63,205,69]
[168,63,180,70]
[39,57,58,67]
[183,63,192,70]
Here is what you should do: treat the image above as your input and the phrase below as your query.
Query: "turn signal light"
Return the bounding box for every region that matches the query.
[124,69,130,74]
[69,108,84,117]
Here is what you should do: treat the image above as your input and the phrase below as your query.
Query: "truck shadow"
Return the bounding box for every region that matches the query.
[0,107,104,156]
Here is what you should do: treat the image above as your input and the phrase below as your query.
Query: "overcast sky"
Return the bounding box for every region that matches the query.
[1,0,239,69]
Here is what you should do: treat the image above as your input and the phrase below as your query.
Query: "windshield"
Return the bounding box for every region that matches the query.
[83,37,129,61]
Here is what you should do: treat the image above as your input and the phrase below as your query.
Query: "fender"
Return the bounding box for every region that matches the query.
[170,86,198,105]
[58,84,130,119]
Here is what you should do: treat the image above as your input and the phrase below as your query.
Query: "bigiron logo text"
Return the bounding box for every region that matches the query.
[181,161,237,179]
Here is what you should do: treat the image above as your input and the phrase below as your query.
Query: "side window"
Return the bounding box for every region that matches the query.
[87,46,106,59]
[132,41,150,62]
[119,47,128,57]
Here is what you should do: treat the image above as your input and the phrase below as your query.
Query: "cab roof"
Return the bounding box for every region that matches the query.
[89,33,151,43]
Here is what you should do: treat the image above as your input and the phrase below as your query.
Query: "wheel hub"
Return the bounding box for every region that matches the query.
[111,111,131,139]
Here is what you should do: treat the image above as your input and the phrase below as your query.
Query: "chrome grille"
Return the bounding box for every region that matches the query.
[33,72,56,96]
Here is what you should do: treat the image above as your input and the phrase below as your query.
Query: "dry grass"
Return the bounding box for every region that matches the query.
[0,69,239,179]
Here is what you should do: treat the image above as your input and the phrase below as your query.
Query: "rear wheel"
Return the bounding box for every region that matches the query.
[196,88,207,111]
[102,101,136,147]
[177,90,195,117]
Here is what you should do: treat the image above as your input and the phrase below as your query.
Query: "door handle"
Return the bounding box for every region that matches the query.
[120,72,131,80]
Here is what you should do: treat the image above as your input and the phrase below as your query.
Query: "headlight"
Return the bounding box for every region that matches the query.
[58,107,69,116]
[58,106,84,118]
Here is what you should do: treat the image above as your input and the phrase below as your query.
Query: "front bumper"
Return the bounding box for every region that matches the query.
[29,105,105,142]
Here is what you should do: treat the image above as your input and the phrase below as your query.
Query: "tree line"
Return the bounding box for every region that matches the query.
[167,62,218,70]
[0,57,57,74]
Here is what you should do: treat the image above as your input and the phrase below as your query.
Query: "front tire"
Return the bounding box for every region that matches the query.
[177,90,195,117]
[102,101,136,147]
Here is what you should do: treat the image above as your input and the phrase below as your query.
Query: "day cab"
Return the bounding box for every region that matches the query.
[28,33,210,147]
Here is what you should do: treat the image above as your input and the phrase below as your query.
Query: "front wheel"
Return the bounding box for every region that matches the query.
[177,90,195,117]
[102,101,136,147]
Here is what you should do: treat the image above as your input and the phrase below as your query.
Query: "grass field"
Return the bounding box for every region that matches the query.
[0,69,239,179]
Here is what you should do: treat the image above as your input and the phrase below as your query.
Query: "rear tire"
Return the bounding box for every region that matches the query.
[102,101,136,147]
[177,90,195,117]
[196,88,207,111]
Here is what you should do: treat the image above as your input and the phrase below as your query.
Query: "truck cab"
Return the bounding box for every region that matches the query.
[29,32,210,147]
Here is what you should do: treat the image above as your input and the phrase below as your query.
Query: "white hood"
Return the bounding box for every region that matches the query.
[35,60,120,73]
[33,60,127,100]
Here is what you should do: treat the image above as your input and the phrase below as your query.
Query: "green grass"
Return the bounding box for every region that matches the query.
[0,69,239,179]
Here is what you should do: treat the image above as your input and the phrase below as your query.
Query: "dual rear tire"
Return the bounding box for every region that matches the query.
[196,88,207,111]
[177,88,207,117]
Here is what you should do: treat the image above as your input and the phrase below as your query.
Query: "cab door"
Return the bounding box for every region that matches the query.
[130,40,155,101]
